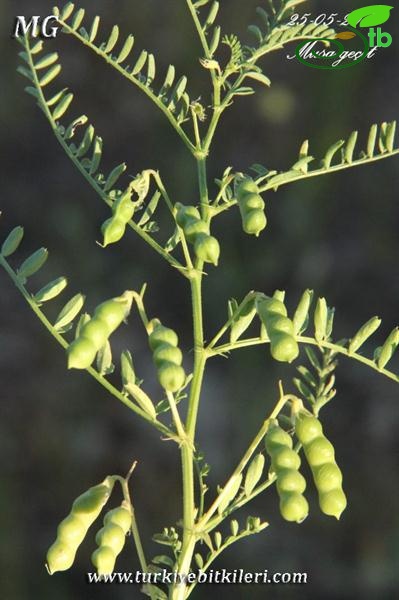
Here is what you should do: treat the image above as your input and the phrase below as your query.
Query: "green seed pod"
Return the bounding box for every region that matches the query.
[305,437,335,467]
[243,193,265,210]
[91,546,116,576]
[57,514,87,546]
[101,217,126,247]
[113,194,135,222]
[319,489,347,520]
[243,209,267,236]
[94,298,128,335]
[267,315,295,335]
[257,297,287,320]
[95,524,126,555]
[175,204,201,228]
[295,414,323,445]
[237,178,259,200]
[184,219,209,242]
[313,463,343,493]
[149,325,179,351]
[193,234,220,265]
[265,425,293,452]
[272,447,301,471]
[153,344,183,367]
[67,337,97,369]
[270,333,299,363]
[46,540,75,574]
[158,362,186,392]
[72,480,114,524]
[279,492,309,523]
[104,507,132,531]
[276,469,306,494]
[1,226,24,257]
[80,318,109,350]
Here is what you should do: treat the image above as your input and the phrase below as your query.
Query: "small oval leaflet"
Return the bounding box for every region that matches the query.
[17,247,48,281]
[34,277,67,303]
[314,297,328,343]
[54,293,85,331]
[244,453,265,497]
[1,226,24,257]
[349,316,381,354]
[217,474,242,515]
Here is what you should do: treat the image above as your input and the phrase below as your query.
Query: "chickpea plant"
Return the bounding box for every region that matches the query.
[2,0,399,598]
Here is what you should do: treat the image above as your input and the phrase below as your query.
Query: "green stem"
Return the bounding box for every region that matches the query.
[209,336,399,385]
[22,36,187,277]
[0,254,172,438]
[117,471,149,573]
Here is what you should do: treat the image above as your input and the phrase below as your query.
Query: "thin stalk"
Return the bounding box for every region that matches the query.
[0,254,172,437]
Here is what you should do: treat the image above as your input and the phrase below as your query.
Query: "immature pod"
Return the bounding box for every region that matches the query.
[67,293,132,369]
[236,179,267,237]
[257,297,299,363]
[149,321,186,392]
[265,424,308,523]
[175,203,220,265]
[91,504,132,576]
[46,477,114,574]
[295,413,347,520]
[101,217,126,247]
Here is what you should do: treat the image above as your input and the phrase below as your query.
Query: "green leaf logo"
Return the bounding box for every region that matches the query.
[347,5,393,28]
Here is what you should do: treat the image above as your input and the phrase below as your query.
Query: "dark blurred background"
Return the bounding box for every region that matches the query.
[1,1,399,598]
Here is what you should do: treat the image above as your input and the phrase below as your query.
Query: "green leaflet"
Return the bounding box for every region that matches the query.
[348,317,381,354]
[104,163,126,192]
[89,136,103,174]
[125,382,156,420]
[230,298,257,343]
[293,289,313,335]
[322,140,345,169]
[52,93,73,120]
[39,64,61,87]
[1,226,24,257]
[71,8,85,31]
[17,248,48,282]
[35,53,58,70]
[244,453,265,497]
[117,35,134,64]
[34,277,67,303]
[314,298,328,343]
[121,350,136,386]
[204,1,220,29]
[367,124,378,157]
[104,25,119,53]
[96,341,114,375]
[54,293,85,331]
[217,474,242,515]
[377,328,399,369]
[344,131,358,164]
[76,125,95,157]
[89,15,100,43]
[230,519,239,536]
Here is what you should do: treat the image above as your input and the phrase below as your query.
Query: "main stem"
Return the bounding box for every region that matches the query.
[170,160,208,600]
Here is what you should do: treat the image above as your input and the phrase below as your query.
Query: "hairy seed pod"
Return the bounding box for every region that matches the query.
[243,193,265,210]
[236,178,259,200]
[272,447,301,471]
[91,546,116,576]
[184,219,209,242]
[149,325,179,351]
[113,194,135,222]
[104,507,132,531]
[279,492,309,523]
[294,414,323,445]
[265,425,293,452]
[67,337,97,369]
[313,463,343,493]
[158,362,186,392]
[101,217,126,247]
[243,209,267,236]
[94,298,129,335]
[276,469,307,494]
[194,234,220,265]
[257,298,299,364]
[305,437,335,467]
[80,318,109,350]
[57,514,87,546]
[46,540,75,574]
[175,204,201,228]
[72,480,114,523]
[95,524,126,555]
[153,344,183,367]
[319,489,347,520]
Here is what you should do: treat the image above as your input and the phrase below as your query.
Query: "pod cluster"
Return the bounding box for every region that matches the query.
[91,505,132,575]
[101,192,135,247]
[257,297,299,363]
[46,478,114,574]
[295,414,347,520]
[67,293,132,369]
[175,203,220,266]
[149,320,186,392]
[265,424,309,523]
[236,179,267,237]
